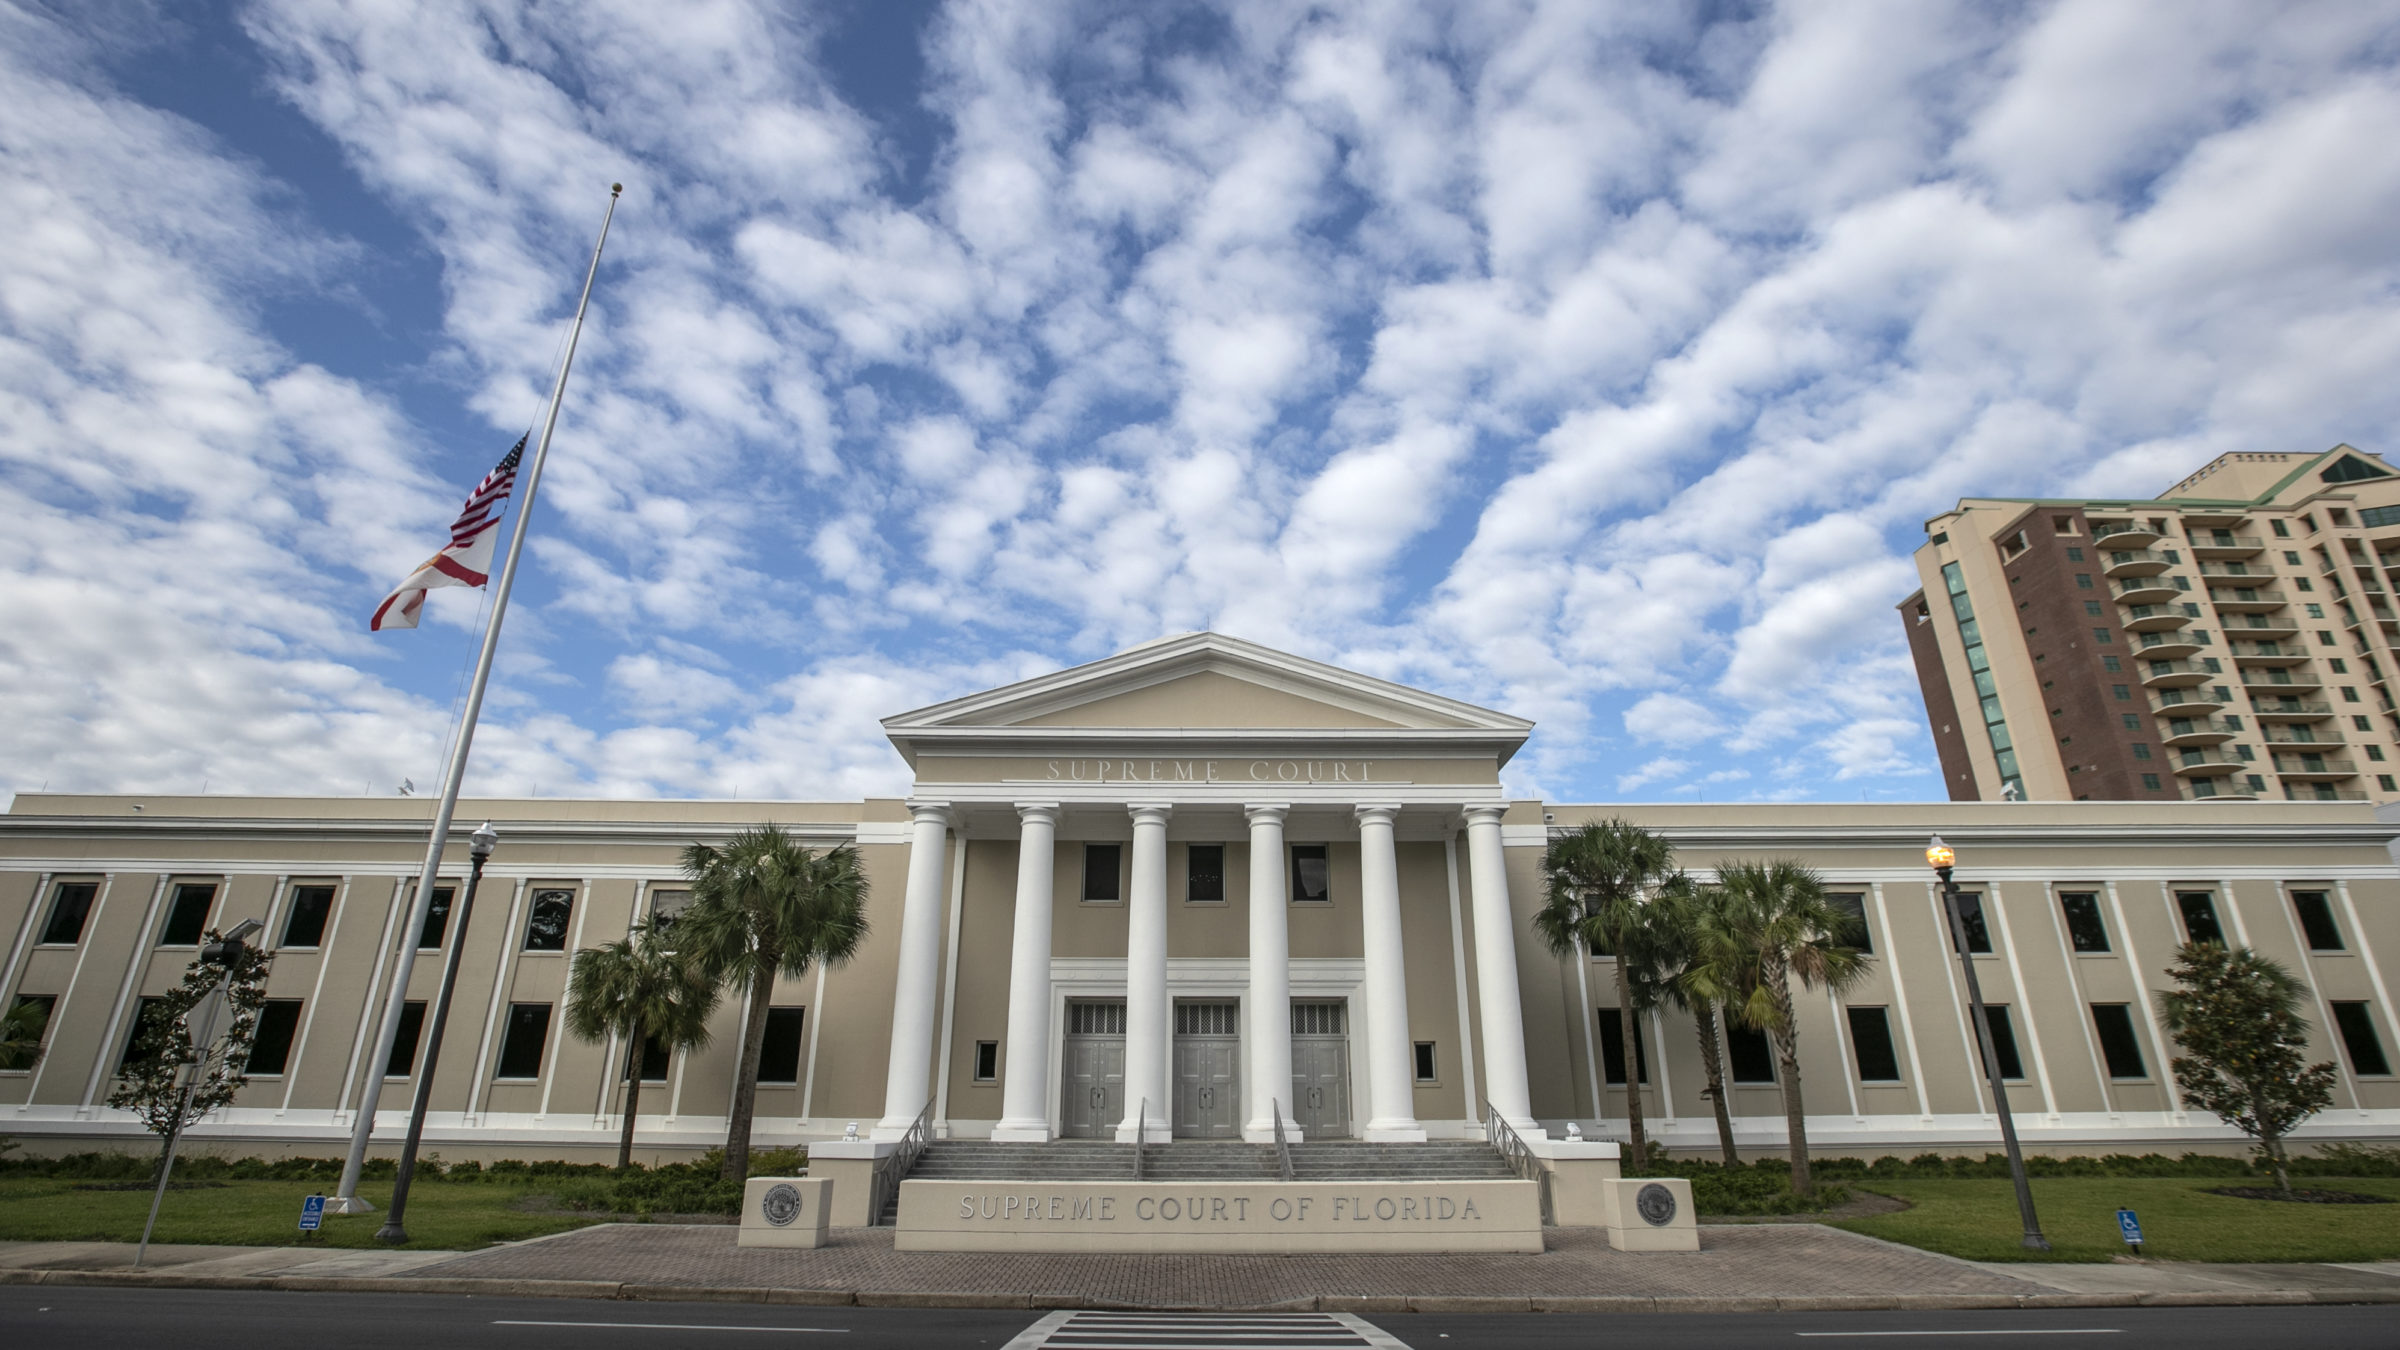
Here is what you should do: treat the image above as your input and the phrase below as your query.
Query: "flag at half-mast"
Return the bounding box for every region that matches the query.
[369,436,526,632]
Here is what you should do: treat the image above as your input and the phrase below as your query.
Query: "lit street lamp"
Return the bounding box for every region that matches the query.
[1926,834,2050,1251]
[376,821,498,1245]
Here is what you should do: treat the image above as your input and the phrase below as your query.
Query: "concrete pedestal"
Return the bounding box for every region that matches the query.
[737,1176,832,1248]
[1596,1177,1699,1251]
[806,1139,899,1228]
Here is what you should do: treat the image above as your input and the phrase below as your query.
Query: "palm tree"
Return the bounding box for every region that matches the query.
[566,919,720,1169]
[678,825,870,1181]
[1650,879,1742,1165]
[1535,819,1676,1167]
[0,997,49,1072]
[1691,858,1866,1195]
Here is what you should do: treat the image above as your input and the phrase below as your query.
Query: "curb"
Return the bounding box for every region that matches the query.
[5,1268,2399,1310]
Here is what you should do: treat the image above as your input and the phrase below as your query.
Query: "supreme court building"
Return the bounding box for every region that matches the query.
[4,633,2398,1161]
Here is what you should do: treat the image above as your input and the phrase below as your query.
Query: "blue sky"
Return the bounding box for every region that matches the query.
[6,0,2400,806]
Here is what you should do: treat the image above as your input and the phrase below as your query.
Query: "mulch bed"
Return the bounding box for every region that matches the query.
[2205,1185,2395,1204]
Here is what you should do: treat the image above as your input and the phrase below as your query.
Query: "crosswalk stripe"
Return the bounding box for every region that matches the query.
[1001,1310,1414,1350]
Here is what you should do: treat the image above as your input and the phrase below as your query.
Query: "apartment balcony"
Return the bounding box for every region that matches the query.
[2181,779,2260,801]
[2261,729,2344,748]
[2228,640,2310,666]
[2251,698,2336,722]
[2284,785,2370,802]
[2158,716,2240,746]
[2209,587,2289,612]
[2240,668,2326,694]
[2149,689,2230,716]
[2272,755,2358,780]
[2111,577,2183,605]
[2091,521,2166,550]
[2226,616,2301,640]
[2132,631,2205,661]
[2139,659,2220,688]
[2179,509,2250,529]
[2102,548,2174,578]
[2170,748,2245,776]
[2191,532,2266,558]
[2120,603,2196,632]
[2197,561,2274,580]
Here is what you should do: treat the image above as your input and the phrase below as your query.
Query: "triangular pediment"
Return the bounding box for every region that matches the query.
[882,633,1530,744]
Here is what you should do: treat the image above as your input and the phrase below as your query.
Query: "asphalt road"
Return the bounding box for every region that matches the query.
[3,1286,2396,1349]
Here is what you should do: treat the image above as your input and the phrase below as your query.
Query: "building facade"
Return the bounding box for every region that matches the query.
[4,634,2398,1162]
[1904,444,2400,805]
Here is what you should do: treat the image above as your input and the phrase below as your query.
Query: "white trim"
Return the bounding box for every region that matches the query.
[1573,952,1601,1121]
[538,877,595,1120]
[1823,986,1861,1119]
[931,830,968,1137]
[2216,878,2255,947]
[2273,881,2355,1110]
[800,958,829,1122]
[1986,882,2058,1119]
[81,873,170,1113]
[0,871,52,1032]
[1648,1007,1678,1123]
[1869,883,1932,1120]
[2334,879,2397,1105]
[2043,882,2117,1118]
[465,877,532,1124]
[332,878,407,1127]
[2107,880,2183,1120]
[1442,836,1478,1127]
[1927,882,1986,1118]
[279,875,346,1116]
[20,872,114,1111]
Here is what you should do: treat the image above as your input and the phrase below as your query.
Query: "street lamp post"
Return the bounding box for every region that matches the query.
[1926,834,2051,1252]
[376,822,498,1245]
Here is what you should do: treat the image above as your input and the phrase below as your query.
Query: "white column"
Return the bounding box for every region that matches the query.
[993,803,1060,1141]
[1118,803,1172,1142]
[1244,804,1298,1141]
[1463,806,1539,1135]
[877,801,952,1136]
[1356,804,1426,1141]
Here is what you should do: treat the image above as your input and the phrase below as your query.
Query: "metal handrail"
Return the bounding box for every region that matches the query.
[867,1098,934,1227]
[1484,1101,1553,1224]
[1270,1099,1295,1182]
[1131,1099,1147,1179]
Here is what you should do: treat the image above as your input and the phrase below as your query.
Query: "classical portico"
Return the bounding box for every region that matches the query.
[870,633,1542,1145]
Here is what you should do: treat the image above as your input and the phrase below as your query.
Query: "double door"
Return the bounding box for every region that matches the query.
[1060,999,1125,1139]
[1290,999,1351,1138]
[1172,1001,1240,1138]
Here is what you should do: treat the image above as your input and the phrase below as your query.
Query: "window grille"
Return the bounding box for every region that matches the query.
[1066,1000,1126,1036]
[1291,1001,1346,1035]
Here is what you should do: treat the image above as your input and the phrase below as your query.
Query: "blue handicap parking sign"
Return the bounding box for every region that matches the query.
[2116,1208,2143,1245]
[300,1193,326,1232]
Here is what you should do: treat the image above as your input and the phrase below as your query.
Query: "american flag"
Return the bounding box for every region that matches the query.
[369,436,527,632]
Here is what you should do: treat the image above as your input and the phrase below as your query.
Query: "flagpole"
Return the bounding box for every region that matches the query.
[330,184,622,1213]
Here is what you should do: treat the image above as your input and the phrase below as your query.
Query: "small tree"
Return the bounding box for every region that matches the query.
[2158,942,2336,1195]
[1536,819,1676,1166]
[566,919,720,1169]
[1653,879,1742,1165]
[105,932,270,1184]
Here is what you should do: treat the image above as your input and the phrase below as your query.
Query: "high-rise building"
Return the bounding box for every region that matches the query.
[1904,444,2400,803]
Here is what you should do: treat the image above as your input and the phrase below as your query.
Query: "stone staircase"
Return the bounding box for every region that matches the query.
[877,1137,1516,1223]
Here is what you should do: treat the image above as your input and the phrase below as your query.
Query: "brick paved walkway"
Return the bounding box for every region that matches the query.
[406,1224,2055,1308]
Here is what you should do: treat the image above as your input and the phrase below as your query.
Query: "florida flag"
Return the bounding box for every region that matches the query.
[370,437,526,632]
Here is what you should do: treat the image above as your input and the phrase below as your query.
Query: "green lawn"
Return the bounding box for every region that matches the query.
[0,1176,614,1250]
[1834,1175,2400,1264]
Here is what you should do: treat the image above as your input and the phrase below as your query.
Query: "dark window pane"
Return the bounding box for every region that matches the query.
[2176,892,2224,946]
[386,1001,426,1077]
[159,884,216,947]
[1413,1041,1438,1083]
[495,1004,551,1080]
[1596,1009,1650,1084]
[119,996,169,1072]
[758,1007,806,1084]
[648,888,692,929]
[1948,892,1993,953]
[282,885,336,948]
[2060,893,2110,953]
[2292,891,2344,951]
[1975,1006,2026,1080]
[246,1000,303,1075]
[1291,845,1330,903]
[1726,1024,1776,1083]
[40,882,98,945]
[417,887,456,949]
[2331,1002,2390,1077]
[1828,893,1872,953]
[2091,1004,2146,1078]
[973,1040,998,1082]
[4,995,56,1069]
[524,888,575,952]
[1186,844,1225,903]
[1847,1007,1901,1081]
[636,1033,672,1083]
[1082,844,1122,902]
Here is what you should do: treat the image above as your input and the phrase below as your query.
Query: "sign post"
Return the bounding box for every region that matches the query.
[2117,1206,2143,1257]
[300,1192,326,1240]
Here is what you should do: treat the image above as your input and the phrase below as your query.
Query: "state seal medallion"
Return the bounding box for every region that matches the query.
[1635,1182,1677,1227]
[761,1182,804,1227]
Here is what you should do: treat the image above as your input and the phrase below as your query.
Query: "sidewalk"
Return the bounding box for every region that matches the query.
[3,1225,2397,1312]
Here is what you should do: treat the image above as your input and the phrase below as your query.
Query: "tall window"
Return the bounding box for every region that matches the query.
[39,881,98,946]
[417,886,457,949]
[4,995,55,1063]
[1726,1024,1775,1083]
[1846,1007,1902,1081]
[495,1004,552,1080]
[386,1001,427,1077]
[1941,561,2024,797]
[1827,892,1872,953]
[1290,844,1331,903]
[158,883,217,947]
[2090,1004,2147,1079]
[1413,1042,1439,1084]
[1082,843,1122,903]
[524,888,575,951]
[2175,891,2225,946]
[1974,1006,2027,1079]
[1947,892,1993,954]
[118,997,171,1071]
[246,1000,304,1075]
[1595,1008,1649,1084]
[1186,844,1225,903]
[2290,890,2344,951]
[972,1040,999,1082]
[2330,1003,2391,1077]
[758,1007,807,1084]
[281,884,336,948]
[2059,893,2109,953]
[648,888,693,929]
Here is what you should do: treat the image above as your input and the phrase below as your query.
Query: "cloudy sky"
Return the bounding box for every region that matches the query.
[5,0,2400,808]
